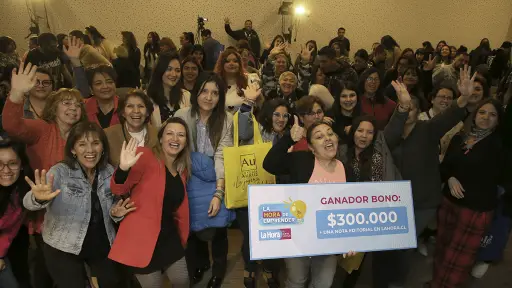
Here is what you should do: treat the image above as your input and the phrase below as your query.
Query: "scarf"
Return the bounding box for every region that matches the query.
[463,126,493,152]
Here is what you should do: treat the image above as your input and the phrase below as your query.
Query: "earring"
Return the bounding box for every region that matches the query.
[101,151,104,155]
[72,154,77,158]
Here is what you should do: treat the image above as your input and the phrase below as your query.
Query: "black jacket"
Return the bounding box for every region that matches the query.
[263,133,315,183]
[225,24,261,58]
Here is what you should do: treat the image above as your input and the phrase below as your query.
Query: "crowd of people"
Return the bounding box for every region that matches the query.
[0,17,512,288]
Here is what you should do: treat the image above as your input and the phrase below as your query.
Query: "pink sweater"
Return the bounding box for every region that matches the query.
[0,191,23,257]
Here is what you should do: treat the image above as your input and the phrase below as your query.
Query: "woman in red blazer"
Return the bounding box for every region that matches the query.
[108,117,191,288]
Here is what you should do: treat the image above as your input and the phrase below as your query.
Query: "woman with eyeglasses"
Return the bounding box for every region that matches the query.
[2,63,87,288]
[292,96,327,151]
[147,52,191,128]
[358,67,396,130]
[235,87,291,288]
[266,71,304,114]
[0,140,32,288]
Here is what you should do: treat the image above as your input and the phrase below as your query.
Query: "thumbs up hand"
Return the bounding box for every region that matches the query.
[290,115,305,142]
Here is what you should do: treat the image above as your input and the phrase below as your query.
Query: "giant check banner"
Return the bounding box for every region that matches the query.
[248,181,417,260]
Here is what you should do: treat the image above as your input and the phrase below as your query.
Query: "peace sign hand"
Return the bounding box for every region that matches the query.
[110,198,137,218]
[391,80,411,108]
[290,115,305,142]
[63,36,83,66]
[10,62,37,102]
[119,138,144,171]
[25,169,61,202]
[457,64,476,98]
[423,55,437,71]
[242,82,262,102]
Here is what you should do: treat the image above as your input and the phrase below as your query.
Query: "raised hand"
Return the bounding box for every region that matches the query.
[423,55,437,71]
[63,36,83,66]
[242,82,262,103]
[224,17,231,25]
[391,80,411,107]
[10,62,37,101]
[448,177,465,199]
[457,64,476,98]
[300,45,314,63]
[343,251,357,258]
[119,138,144,171]
[25,169,61,202]
[110,198,137,218]
[291,115,305,142]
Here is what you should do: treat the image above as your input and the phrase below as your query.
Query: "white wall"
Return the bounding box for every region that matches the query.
[2,0,512,56]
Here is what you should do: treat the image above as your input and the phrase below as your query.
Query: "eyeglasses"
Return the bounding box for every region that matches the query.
[35,79,53,88]
[0,162,21,171]
[61,100,82,109]
[366,77,380,83]
[305,110,324,117]
[272,112,291,119]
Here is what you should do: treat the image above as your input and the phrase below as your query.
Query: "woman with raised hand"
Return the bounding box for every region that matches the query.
[2,62,87,288]
[0,140,32,288]
[63,37,121,129]
[382,66,473,286]
[108,118,191,288]
[23,122,132,288]
[263,117,355,288]
[431,98,510,288]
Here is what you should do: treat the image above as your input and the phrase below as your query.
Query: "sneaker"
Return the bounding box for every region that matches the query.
[418,242,428,257]
[472,262,490,278]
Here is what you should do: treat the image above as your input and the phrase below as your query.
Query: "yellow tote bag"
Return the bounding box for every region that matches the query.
[224,112,276,209]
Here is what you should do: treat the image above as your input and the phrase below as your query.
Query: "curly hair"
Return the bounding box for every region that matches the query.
[41,88,87,123]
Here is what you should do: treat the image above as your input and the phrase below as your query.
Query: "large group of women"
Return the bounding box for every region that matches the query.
[0,18,511,288]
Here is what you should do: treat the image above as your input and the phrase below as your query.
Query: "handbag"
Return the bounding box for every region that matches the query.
[223,112,276,208]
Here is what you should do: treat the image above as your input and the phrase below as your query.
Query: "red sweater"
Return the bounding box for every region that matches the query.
[2,98,66,234]
[0,191,23,258]
[85,95,120,127]
[359,96,396,130]
[108,147,190,268]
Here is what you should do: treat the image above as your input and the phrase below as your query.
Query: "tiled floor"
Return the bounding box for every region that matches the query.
[186,228,512,288]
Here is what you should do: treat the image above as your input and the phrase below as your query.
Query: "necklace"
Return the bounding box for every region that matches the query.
[29,101,42,119]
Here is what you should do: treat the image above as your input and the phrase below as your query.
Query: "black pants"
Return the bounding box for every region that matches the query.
[7,225,31,288]
[32,234,53,288]
[43,243,123,288]
[186,227,228,278]
[235,208,279,274]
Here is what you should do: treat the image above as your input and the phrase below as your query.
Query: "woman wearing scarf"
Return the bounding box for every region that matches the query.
[431,98,511,288]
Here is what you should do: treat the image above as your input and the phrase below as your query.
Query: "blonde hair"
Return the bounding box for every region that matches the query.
[156,117,192,179]
[278,71,297,86]
[41,88,87,123]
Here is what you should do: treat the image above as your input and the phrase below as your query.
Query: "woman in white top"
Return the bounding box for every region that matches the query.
[147,52,191,128]
[213,48,260,114]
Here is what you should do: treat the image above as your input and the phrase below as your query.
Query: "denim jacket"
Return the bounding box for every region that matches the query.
[23,162,118,255]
